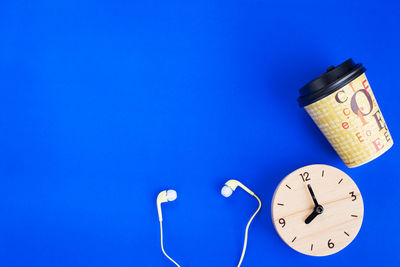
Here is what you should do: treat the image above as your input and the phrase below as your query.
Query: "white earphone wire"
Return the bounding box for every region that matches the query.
[159,221,181,267]
[237,194,262,267]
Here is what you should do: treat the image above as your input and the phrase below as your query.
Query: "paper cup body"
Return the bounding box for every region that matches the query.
[304,73,393,167]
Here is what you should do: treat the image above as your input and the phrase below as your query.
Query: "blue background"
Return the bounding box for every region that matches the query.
[1,0,399,266]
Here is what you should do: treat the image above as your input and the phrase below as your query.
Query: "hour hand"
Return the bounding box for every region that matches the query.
[305,204,324,224]
[305,210,319,224]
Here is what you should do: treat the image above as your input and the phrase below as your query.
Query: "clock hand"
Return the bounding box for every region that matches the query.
[305,205,324,224]
[305,184,324,224]
[305,210,318,224]
[307,184,319,207]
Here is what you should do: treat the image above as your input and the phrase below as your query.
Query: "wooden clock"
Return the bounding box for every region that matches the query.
[271,164,364,256]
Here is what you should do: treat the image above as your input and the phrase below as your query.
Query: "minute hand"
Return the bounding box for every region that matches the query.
[307,184,319,206]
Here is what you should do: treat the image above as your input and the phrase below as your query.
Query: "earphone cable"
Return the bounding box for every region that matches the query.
[160,221,181,267]
[237,194,262,267]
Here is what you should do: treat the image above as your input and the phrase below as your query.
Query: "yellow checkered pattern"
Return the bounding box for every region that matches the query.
[305,73,393,167]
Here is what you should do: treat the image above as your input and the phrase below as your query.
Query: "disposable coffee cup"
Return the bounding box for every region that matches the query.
[298,59,393,168]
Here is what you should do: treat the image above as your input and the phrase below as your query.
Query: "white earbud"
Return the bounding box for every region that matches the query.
[156,189,181,266]
[221,179,262,267]
[221,179,255,197]
[157,189,178,222]
[221,185,233,197]
[166,190,177,201]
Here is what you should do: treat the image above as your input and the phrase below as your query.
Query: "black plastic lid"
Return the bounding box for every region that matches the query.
[297,59,366,107]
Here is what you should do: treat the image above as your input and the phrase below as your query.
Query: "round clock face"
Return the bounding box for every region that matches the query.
[271,164,363,256]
